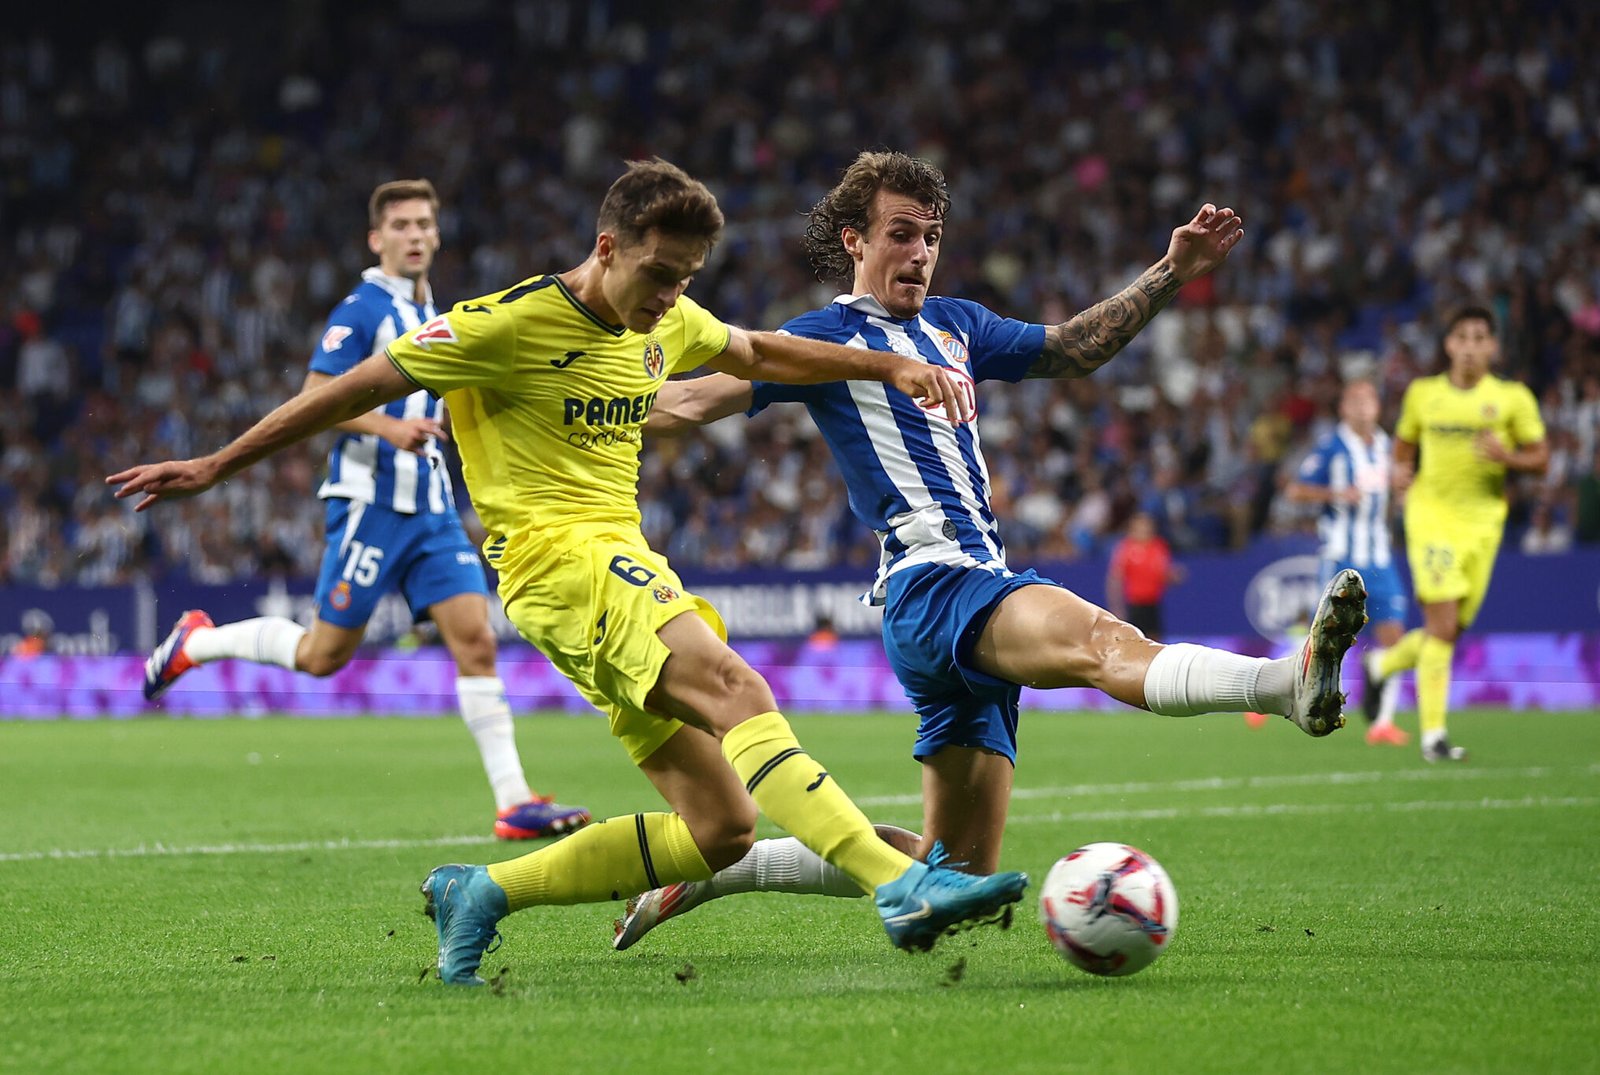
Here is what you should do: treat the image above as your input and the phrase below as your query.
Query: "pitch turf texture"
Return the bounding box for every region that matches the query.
[3,710,1596,1075]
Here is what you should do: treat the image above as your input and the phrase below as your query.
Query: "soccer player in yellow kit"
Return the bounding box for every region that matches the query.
[108,159,1027,985]
[1366,307,1548,761]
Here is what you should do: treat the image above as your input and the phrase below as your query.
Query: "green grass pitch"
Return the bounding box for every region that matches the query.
[2,709,1597,1074]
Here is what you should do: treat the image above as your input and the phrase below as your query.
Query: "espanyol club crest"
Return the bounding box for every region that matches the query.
[934,329,969,365]
[643,339,666,379]
[1243,554,1322,640]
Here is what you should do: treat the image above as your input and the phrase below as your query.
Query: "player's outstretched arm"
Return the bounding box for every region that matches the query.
[709,326,969,423]
[300,370,446,455]
[107,352,415,511]
[647,374,755,436]
[1027,204,1245,380]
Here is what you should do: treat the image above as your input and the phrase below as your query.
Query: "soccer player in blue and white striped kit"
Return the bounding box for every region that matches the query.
[1287,379,1410,746]
[143,180,590,840]
[613,151,1368,947]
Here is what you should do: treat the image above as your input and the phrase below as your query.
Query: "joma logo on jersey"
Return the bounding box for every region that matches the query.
[411,315,457,348]
[562,390,658,426]
[643,339,665,378]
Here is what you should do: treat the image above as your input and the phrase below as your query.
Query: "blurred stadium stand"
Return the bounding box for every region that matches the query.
[2,0,1597,623]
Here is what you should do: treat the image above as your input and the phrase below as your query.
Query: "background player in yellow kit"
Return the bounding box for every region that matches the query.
[108,159,1026,986]
[1366,306,1548,761]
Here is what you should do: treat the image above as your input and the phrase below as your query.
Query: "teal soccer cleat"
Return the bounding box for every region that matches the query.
[421,864,510,985]
[875,842,1028,952]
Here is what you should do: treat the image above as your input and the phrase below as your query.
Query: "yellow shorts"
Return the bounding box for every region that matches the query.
[1404,517,1503,627]
[495,525,725,765]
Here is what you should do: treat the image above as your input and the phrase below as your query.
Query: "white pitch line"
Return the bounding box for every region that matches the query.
[0,833,499,864]
[854,763,1599,808]
[3,794,1595,865]
[1003,795,1600,827]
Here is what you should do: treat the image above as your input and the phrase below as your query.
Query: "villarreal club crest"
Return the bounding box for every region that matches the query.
[643,338,665,379]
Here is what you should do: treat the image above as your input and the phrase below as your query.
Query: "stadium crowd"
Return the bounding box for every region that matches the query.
[3,0,1599,586]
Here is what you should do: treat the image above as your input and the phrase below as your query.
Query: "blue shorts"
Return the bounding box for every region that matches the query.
[882,562,1060,765]
[313,499,489,629]
[1322,558,1407,626]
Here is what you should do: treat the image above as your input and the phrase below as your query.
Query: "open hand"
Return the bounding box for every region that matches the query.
[1167,204,1245,283]
[105,458,222,512]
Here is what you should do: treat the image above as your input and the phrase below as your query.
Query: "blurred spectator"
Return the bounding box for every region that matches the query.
[1105,511,1183,640]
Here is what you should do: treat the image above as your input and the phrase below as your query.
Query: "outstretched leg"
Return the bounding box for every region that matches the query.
[969,571,1366,736]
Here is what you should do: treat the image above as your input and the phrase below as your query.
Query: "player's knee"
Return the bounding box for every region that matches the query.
[1052,607,1129,680]
[708,649,777,716]
[298,649,350,678]
[451,627,498,674]
[694,807,757,871]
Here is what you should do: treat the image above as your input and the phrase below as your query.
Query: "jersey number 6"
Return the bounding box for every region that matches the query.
[609,555,658,587]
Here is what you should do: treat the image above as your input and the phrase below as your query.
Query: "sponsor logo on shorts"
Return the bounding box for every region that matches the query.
[652,584,680,604]
[329,581,353,612]
[1243,554,1322,640]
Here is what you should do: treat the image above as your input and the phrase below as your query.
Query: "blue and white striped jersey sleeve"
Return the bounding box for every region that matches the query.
[943,297,1046,383]
[309,294,378,377]
[1297,436,1335,486]
[748,379,824,414]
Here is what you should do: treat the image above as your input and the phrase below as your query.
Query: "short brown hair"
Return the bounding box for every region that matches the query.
[596,159,724,249]
[803,151,951,283]
[369,179,440,229]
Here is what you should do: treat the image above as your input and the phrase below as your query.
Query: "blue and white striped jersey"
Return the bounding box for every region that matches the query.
[309,268,454,515]
[1296,423,1394,569]
[750,294,1045,602]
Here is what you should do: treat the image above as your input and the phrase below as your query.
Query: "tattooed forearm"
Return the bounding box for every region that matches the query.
[1028,260,1183,379]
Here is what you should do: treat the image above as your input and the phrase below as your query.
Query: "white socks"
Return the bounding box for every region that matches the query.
[457,676,532,812]
[706,836,864,899]
[1142,642,1296,717]
[1375,674,1401,726]
[183,617,307,670]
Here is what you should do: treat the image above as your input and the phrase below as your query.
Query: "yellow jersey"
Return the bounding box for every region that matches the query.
[1396,372,1545,526]
[385,275,731,543]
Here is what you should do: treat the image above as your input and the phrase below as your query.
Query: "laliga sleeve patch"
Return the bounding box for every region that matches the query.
[320,325,353,351]
[413,315,458,348]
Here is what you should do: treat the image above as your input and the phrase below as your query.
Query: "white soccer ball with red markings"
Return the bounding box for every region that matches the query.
[1038,842,1179,977]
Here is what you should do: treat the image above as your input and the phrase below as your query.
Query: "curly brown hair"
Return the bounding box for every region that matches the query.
[802,151,951,283]
[597,158,724,250]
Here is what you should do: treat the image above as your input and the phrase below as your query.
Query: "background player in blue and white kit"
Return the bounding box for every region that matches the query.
[1287,379,1410,746]
[142,180,589,841]
[613,151,1368,947]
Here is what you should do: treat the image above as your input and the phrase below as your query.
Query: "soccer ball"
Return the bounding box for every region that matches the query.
[1038,842,1179,977]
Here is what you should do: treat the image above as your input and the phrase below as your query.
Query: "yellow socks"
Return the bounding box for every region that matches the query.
[1375,629,1426,679]
[1416,635,1455,739]
[487,812,711,912]
[484,711,914,910]
[721,711,911,894]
